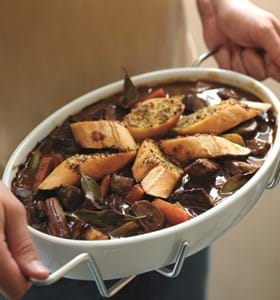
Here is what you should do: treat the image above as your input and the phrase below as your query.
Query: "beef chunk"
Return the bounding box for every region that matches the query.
[232,119,258,136]
[246,139,271,157]
[106,194,126,212]
[33,154,64,191]
[184,159,220,178]
[131,200,164,232]
[171,188,213,216]
[13,185,33,204]
[110,174,134,196]
[51,123,79,155]
[26,201,47,225]
[57,185,84,211]
[183,94,207,112]
[223,160,259,176]
[217,88,240,100]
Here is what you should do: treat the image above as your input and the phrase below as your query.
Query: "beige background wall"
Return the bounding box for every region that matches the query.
[187,1,280,300]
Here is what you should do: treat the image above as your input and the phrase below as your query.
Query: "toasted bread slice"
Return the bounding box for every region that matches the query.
[160,135,251,163]
[239,100,271,112]
[141,165,181,199]
[123,96,184,140]
[132,139,182,182]
[132,140,183,198]
[174,99,271,135]
[39,151,136,190]
[221,133,245,146]
[70,121,136,151]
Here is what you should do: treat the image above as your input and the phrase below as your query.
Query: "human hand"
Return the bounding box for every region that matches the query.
[197,0,280,81]
[0,181,48,299]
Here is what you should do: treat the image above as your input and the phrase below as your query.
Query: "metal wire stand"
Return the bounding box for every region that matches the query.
[32,241,190,298]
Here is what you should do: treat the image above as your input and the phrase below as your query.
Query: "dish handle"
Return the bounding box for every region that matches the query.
[266,157,280,189]
[192,47,220,67]
[31,241,190,298]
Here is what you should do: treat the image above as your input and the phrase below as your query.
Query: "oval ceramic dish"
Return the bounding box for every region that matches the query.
[3,68,280,281]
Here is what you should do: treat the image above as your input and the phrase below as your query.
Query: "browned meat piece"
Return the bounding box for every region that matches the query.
[51,123,79,155]
[223,160,259,176]
[110,174,134,196]
[69,220,88,239]
[246,139,271,157]
[106,194,127,212]
[71,100,110,122]
[45,197,70,238]
[131,200,164,232]
[183,94,207,112]
[56,138,78,155]
[171,188,213,216]
[217,88,240,100]
[33,154,64,191]
[232,119,258,136]
[104,104,117,120]
[184,159,220,178]
[26,201,46,225]
[57,185,84,211]
[13,184,33,204]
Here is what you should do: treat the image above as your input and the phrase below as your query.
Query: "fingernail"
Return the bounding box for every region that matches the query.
[30,260,49,274]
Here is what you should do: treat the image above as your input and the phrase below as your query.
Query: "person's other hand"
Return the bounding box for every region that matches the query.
[0,181,48,299]
[197,0,280,81]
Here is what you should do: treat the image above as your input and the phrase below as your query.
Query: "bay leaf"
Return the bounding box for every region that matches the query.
[119,68,138,108]
[81,173,103,208]
[219,172,254,195]
[110,221,140,237]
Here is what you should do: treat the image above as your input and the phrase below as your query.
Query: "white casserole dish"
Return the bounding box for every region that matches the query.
[2,68,280,281]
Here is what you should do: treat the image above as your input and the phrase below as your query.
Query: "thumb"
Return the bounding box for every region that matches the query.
[2,188,49,280]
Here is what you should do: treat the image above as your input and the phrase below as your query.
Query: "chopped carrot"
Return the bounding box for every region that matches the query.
[143,88,165,100]
[83,226,109,240]
[100,174,111,198]
[152,198,191,225]
[126,184,145,203]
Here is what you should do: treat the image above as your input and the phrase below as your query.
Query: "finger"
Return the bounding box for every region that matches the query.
[231,46,247,75]
[272,16,280,36]
[197,0,227,48]
[241,48,267,81]
[1,183,49,280]
[0,204,31,300]
[215,46,232,70]
[256,21,280,67]
[0,240,31,300]
[197,0,215,26]
[264,54,280,81]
